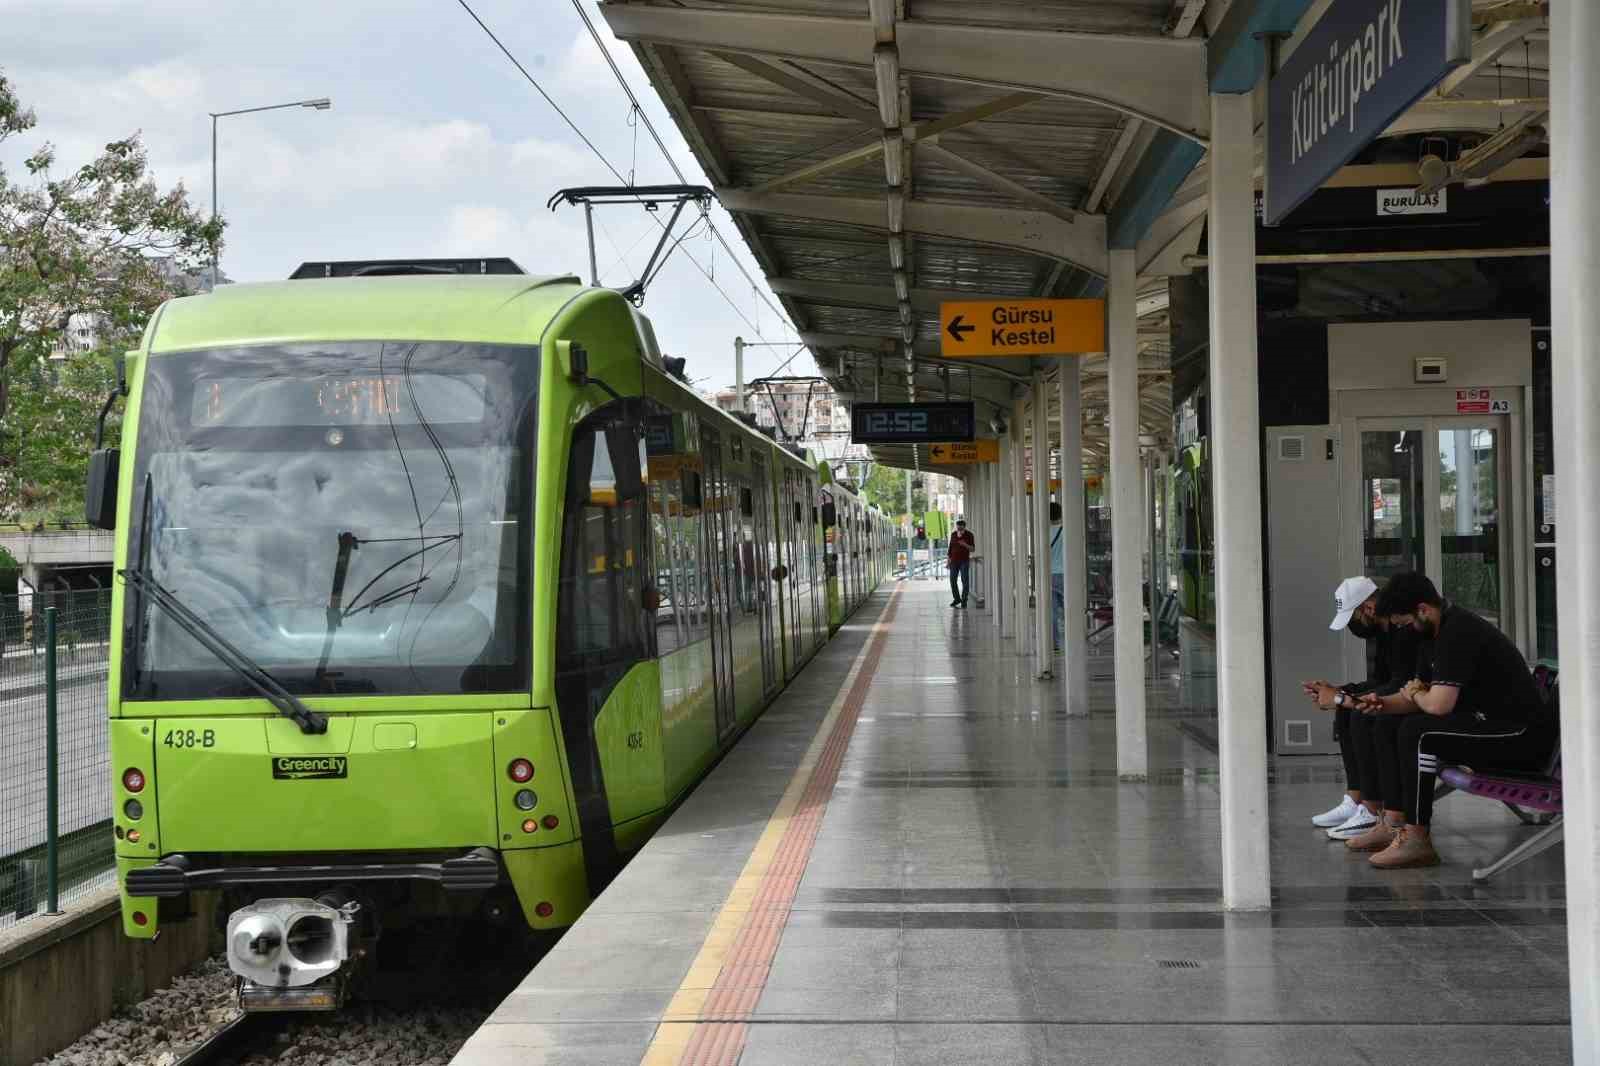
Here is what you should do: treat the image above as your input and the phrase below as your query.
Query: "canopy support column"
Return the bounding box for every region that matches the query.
[1551,4,1600,1055]
[1033,370,1054,675]
[1208,90,1270,911]
[1059,358,1089,716]
[1109,247,1148,780]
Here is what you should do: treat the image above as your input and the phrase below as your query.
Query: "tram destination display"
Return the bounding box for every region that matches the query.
[850,401,976,444]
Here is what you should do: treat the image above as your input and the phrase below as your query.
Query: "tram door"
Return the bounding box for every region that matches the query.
[700,428,738,739]
[781,469,803,678]
[751,454,779,696]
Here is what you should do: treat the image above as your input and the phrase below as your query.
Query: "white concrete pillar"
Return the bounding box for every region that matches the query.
[1109,247,1148,780]
[1552,5,1600,1054]
[1012,398,1029,646]
[997,437,1013,637]
[1032,371,1054,673]
[972,464,985,611]
[1208,90,1271,911]
[1059,358,1089,715]
[1145,453,1158,661]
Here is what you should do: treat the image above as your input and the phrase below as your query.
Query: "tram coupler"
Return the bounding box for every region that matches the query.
[226,893,364,1012]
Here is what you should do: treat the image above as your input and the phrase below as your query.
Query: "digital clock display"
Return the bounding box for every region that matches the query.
[850,402,976,444]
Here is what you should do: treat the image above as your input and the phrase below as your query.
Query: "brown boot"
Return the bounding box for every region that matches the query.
[1369,825,1440,869]
[1345,819,1400,852]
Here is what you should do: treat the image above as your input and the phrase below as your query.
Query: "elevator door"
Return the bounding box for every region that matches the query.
[1350,415,1515,640]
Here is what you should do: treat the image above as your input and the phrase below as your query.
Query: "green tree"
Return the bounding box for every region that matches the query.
[0,69,219,519]
[862,464,927,524]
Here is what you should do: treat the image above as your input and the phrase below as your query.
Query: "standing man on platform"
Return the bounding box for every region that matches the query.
[948,517,975,608]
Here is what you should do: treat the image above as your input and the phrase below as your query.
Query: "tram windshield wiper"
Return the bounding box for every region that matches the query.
[120,567,328,735]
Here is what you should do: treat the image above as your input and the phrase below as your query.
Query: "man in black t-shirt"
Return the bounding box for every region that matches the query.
[1358,572,1553,869]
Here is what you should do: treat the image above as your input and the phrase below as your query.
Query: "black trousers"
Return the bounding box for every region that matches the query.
[949,560,970,604]
[1334,707,1360,791]
[1399,711,1554,827]
[1357,712,1413,813]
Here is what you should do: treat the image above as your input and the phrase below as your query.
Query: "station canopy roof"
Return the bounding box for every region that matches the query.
[603,0,1550,473]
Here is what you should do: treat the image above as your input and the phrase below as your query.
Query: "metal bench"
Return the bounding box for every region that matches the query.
[1435,667,1562,882]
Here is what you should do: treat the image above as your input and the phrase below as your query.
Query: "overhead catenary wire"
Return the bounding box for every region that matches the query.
[565,0,795,335]
[454,0,772,338]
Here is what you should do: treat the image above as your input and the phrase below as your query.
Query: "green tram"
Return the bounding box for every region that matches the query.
[88,259,892,1009]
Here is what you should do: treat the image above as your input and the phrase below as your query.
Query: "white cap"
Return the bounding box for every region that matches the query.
[1329,576,1379,631]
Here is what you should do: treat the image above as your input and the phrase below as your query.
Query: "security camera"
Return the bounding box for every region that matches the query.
[989,416,1008,436]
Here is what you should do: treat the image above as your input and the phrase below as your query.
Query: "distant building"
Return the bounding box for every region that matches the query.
[700,380,870,466]
[47,257,219,359]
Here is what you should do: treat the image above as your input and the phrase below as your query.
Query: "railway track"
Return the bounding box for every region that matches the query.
[171,1012,289,1066]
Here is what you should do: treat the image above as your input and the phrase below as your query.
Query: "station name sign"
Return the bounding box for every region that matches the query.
[939,298,1106,358]
[1265,0,1471,226]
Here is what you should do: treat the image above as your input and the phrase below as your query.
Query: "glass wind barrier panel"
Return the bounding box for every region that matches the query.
[1439,426,1502,629]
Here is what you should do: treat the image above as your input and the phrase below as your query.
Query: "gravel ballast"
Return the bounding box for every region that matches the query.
[33,957,496,1066]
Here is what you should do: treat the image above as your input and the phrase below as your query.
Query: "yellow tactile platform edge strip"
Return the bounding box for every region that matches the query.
[640,588,900,1066]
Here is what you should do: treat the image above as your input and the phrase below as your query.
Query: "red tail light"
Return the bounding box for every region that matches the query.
[541,815,560,830]
[122,768,146,793]
[535,901,554,918]
[507,759,534,783]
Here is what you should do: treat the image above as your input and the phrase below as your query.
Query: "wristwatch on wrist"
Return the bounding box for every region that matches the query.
[1334,691,1345,708]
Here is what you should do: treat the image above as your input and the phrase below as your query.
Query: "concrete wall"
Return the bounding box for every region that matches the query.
[0,889,219,1065]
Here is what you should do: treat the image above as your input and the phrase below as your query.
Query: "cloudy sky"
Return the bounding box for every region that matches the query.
[1,0,812,389]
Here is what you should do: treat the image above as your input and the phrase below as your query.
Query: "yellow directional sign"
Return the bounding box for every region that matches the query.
[940,298,1106,358]
[928,440,998,465]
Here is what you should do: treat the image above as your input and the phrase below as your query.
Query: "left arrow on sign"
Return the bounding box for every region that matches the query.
[930,445,945,459]
[946,314,974,343]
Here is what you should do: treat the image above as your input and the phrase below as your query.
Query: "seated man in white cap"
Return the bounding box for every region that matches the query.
[1301,575,1422,841]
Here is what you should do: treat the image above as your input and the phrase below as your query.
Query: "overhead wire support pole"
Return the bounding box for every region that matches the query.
[585,202,599,286]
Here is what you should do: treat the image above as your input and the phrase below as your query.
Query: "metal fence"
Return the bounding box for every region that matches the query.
[1,589,115,926]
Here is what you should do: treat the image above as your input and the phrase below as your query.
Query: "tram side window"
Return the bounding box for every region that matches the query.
[557,417,650,674]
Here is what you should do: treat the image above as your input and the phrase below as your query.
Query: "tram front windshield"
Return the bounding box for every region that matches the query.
[123,341,537,698]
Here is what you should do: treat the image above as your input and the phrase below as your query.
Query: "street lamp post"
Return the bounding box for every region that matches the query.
[210,97,332,290]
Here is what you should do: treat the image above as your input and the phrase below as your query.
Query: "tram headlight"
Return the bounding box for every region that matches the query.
[514,789,537,811]
[507,758,534,783]
[123,799,144,821]
[122,767,146,793]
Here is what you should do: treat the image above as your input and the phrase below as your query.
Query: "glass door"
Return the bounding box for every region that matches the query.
[1350,415,1515,640]
[1437,421,1506,629]
[1358,424,1427,584]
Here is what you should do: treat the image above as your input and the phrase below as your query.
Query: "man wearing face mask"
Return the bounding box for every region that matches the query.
[1302,576,1420,841]
[1356,572,1555,869]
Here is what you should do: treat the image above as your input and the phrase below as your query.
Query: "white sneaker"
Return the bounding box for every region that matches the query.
[1326,805,1379,840]
[1311,795,1358,828]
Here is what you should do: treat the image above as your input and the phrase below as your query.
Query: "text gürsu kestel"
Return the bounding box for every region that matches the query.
[990,304,1057,348]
